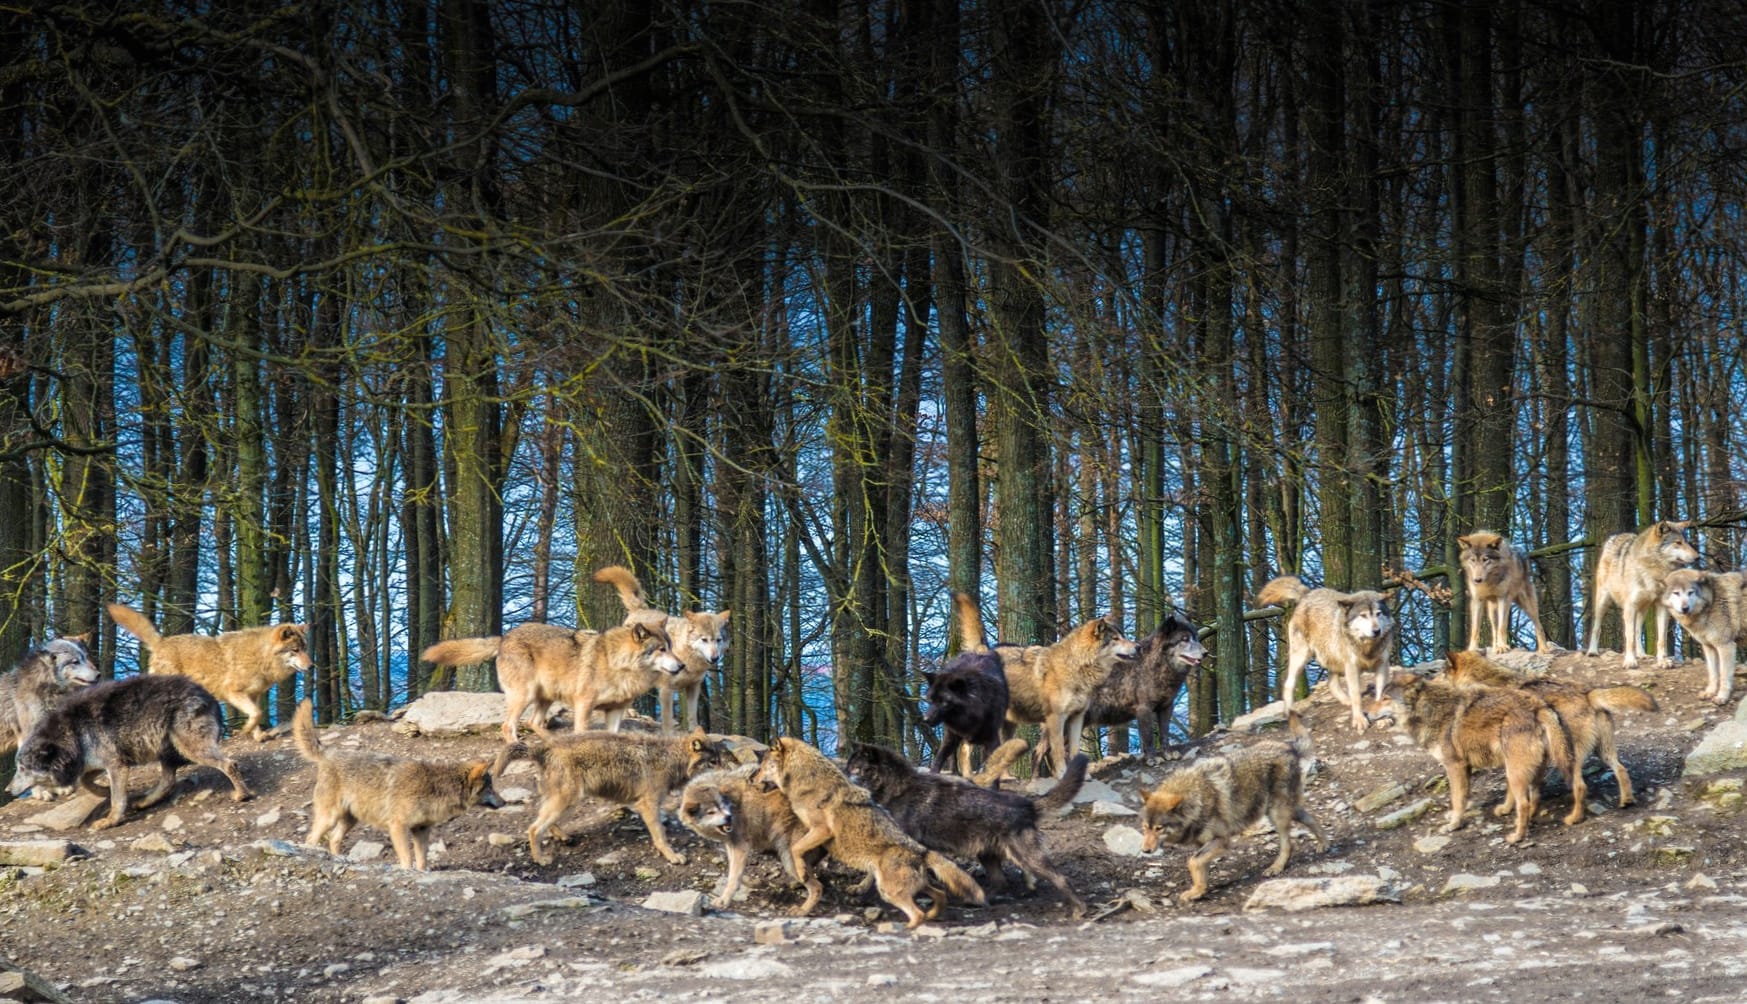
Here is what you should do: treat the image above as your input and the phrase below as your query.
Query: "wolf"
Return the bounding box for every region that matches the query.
[979,607,1138,777]
[2,635,101,777]
[1257,575,1395,732]
[845,742,1087,916]
[5,674,252,829]
[1458,532,1548,654]
[1661,568,1747,705]
[1364,670,1578,844]
[293,699,501,870]
[594,565,730,735]
[922,593,1010,776]
[1444,649,1657,811]
[107,603,312,742]
[679,763,823,911]
[424,620,683,744]
[1085,610,1207,756]
[1585,521,1700,668]
[1138,710,1327,903]
[495,727,728,866]
[751,736,986,928]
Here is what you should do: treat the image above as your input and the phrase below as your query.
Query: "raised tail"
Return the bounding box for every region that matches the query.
[106,603,163,650]
[971,737,1029,787]
[1588,685,1658,714]
[1285,708,1315,760]
[1032,752,1088,813]
[924,851,987,906]
[1256,575,1310,608]
[291,698,323,763]
[952,592,988,654]
[420,636,504,666]
[592,565,652,615]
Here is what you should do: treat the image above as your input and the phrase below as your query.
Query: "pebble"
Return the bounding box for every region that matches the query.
[161,814,184,832]
[487,832,518,847]
[642,889,708,916]
[348,841,385,862]
[1443,874,1503,893]
[168,956,202,972]
[556,872,596,889]
[254,807,281,828]
[1103,825,1145,857]
[1090,800,1137,817]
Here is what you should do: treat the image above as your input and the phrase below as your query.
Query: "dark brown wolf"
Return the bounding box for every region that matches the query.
[1257,575,1395,732]
[845,742,1087,916]
[108,602,313,742]
[4,674,251,828]
[679,764,823,911]
[922,593,1010,776]
[293,699,502,870]
[1585,521,1700,667]
[494,727,729,866]
[2,636,100,764]
[1444,649,1657,811]
[1085,610,1207,755]
[752,736,986,928]
[1139,710,1326,903]
[1364,670,1579,843]
[1458,531,1548,653]
[594,565,731,734]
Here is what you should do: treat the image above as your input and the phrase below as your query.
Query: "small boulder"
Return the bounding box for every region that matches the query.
[642,889,708,916]
[1243,875,1400,912]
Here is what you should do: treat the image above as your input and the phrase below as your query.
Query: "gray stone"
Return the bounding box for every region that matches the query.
[497,786,535,804]
[0,840,79,867]
[1132,965,1212,988]
[1442,873,1502,893]
[556,872,596,889]
[486,832,518,847]
[131,833,177,854]
[254,807,281,828]
[1413,834,1452,854]
[347,841,385,862]
[395,691,509,736]
[1089,800,1136,817]
[1682,719,1747,776]
[167,957,201,972]
[501,896,589,919]
[642,889,708,915]
[1242,876,1401,912]
[1232,702,1290,732]
[1103,824,1145,857]
[754,920,796,944]
[1375,798,1436,830]
[1353,781,1410,814]
[698,956,794,980]
[24,792,106,831]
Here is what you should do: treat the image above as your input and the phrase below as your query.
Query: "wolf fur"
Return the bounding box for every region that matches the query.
[424,620,684,744]
[1661,568,1747,705]
[846,742,1087,916]
[1444,649,1657,811]
[751,736,986,928]
[1585,521,1700,667]
[679,764,823,910]
[5,674,251,828]
[594,565,731,734]
[495,727,728,866]
[107,603,312,742]
[1085,610,1207,755]
[1458,532,1548,654]
[923,593,1010,776]
[2,636,100,759]
[1364,670,1579,843]
[983,607,1139,777]
[1257,575,1395,732]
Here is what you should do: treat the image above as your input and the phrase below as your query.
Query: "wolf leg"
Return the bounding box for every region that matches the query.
[635,792,686,864]
[388,822,418,869]
[135,761,179,809]
[91,765,131,830]
[1179,837,1225,903]
[1441,764,1470,834]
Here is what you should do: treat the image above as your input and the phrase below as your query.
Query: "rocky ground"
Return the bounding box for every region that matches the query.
[4,648,1747,1003]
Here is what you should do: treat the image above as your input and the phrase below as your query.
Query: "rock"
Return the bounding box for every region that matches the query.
[556,872,596,889]
[698,957,794,980]
[1243,876,1401,912]
[347,841,385,862]
[362,997,404,1004]
[24,793,106,831]
[395,691,508,736]
[1654,845,1695,863]
[642,890,708,916]
[167,957,201,972]
[1687,873,1718,891]
[1353,781,1410,814]
[1263,942,1334,958]
[1089,800,1136,817]
[323,963,351,978]
[0,954,75,1003]
[1232,702,1289,732]
[1227,967,1288,984]
[497,786,534,805]
[1026,776,1120,805]
[1103,824,1145,857]
[1131,965,1212,988]
[0,841,79,868]
[1642,816,1679,838]
[1413,835,1452,854]
[660,949,710,967]
[1375,798,1436,830]
[1442,873,1502,893]
[1518,862,1542,875]
[1699,779,1745,813]
[160,813,184,832]
[254,807,281,828]
[254,839,305,857]
[754,920,796,945]
[634,866,661,881]
[486,832,518,847]
[1682,719,1747,776]
[866,973,898,987]
[501,897,589,919]
[130,833,177,854]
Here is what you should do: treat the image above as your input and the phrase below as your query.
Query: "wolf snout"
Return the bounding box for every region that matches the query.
[5,773,33,797]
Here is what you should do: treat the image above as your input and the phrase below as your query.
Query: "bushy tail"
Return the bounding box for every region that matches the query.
[1536,706,1577,780]
[952,592,988,654]
[1285,708,1315,760]
[1256,575,1309,608]
[593,565,653,614]
[490,740,536,778]
[1588,685,1658,714]
[1032,753,1088,813]
[971,737,1029,787]
[292,698,323,763]
[421,636,503,666]
[925,851,987,906]
[106,603,163,650]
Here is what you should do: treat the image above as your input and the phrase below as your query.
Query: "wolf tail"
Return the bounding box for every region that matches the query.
[1535,706,1577,780]
[490,740,537,779]
[952,592,988,654]
[971,737,1030,788]
[1588,685,1659,715]
[593,565,653,614]
[1285,708,1315,759]
[106,603,163,650]
[925,851,987,906]
[1256,576,1309,608]
[1032,752,1088,813]
[420,636,503,666]
[291,698,323,763]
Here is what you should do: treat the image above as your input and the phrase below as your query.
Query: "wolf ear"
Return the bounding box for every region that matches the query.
[466,762,490,784]
[1456,534,1474,548]
[719,609,731,624]
[278,624,305,643]
[64,631,92,647]
[1149,790,1184,813]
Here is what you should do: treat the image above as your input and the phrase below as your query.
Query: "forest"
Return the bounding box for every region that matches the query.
[2,0,1744,759]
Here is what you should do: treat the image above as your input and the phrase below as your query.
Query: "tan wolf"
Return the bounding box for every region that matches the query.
[593,564,731,734]
[1444,649,1657,811]
[107,602,313,742]
[1458,532,1548,654]
[423,620,684,744]
[1256,575,1395,732]
[1661,568,1747,704]
[1585,521,1700,667]
[1364,670,1578,844]
[293,699,501,870]
[751,736,986,928]
[494,727,729,866]
[679,763,823,911]
[1138,710,1326,904]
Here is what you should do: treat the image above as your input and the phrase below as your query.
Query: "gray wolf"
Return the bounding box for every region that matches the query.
[107,602,313,742]
[983,608,1138,777]
[494,727,728,866]
[1585,521,1700,667]
[1257,575,1395,732]
[751,736,986,928]
[1364,669,1578,843]
[845,741,1087,916]
[5,674,251,828]
[594,564,730,734]
[1085,610,1207,755]
[922,592,1010,776]
[1444,649,1657,811]
[679,763,823,911]
[1661,568,1747,704]
[1458,532,1548,653]
[1139,710,1326,903]
[423,619,684,744]
[3,636,101,792]
[293,698,502,870]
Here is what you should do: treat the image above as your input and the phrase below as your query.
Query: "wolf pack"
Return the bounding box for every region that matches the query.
[1,520,1741,925]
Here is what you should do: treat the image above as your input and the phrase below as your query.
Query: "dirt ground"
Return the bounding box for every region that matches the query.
[5,648,1747,1003]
